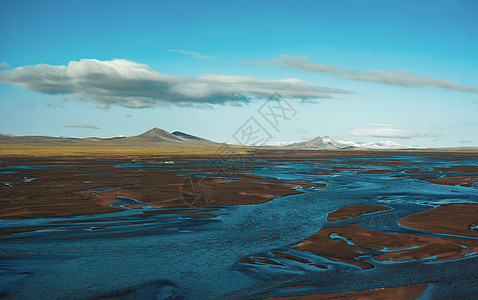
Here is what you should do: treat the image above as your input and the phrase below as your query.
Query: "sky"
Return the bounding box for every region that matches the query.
[0,0,477,147]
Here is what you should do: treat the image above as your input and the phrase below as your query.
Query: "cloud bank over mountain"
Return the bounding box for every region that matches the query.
[64,124,100,129]
[350,124,436,139]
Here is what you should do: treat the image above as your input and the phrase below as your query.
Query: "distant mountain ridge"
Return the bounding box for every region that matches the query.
[0,129,426,149]
[0,128,216,147]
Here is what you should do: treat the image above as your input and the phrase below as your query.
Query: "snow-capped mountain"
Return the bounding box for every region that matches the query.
[285,136,425,150]
[289,136,353,149]
[337,139,425,149]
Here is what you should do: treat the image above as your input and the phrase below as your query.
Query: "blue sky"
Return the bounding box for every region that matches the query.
[1,0,477,147]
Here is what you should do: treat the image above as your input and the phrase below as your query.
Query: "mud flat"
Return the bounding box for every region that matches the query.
[400,203,478,237]
[1,149,478,299]
[266,283,429,300]
[289,224,478,268]
[0,156,322,220]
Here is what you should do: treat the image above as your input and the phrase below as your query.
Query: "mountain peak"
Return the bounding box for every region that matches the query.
[144,127,167,134]
[301,135,349,149]
[137,128,183,142]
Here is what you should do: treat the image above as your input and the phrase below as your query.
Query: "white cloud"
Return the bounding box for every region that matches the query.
[0,59,352,108]
[0,62,9,69]
[247,54,478,94]
[369,123,395,128]
[167,49,218,60]
[350,124,436,139]
[64,124,100,129]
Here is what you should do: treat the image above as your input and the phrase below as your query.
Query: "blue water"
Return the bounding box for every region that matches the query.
[1,155,478,299]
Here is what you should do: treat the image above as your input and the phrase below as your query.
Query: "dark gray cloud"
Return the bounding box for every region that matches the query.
[167,49,218,60]
[0,59,351,108]
[64,124,100,129]
[247,54,478,94]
